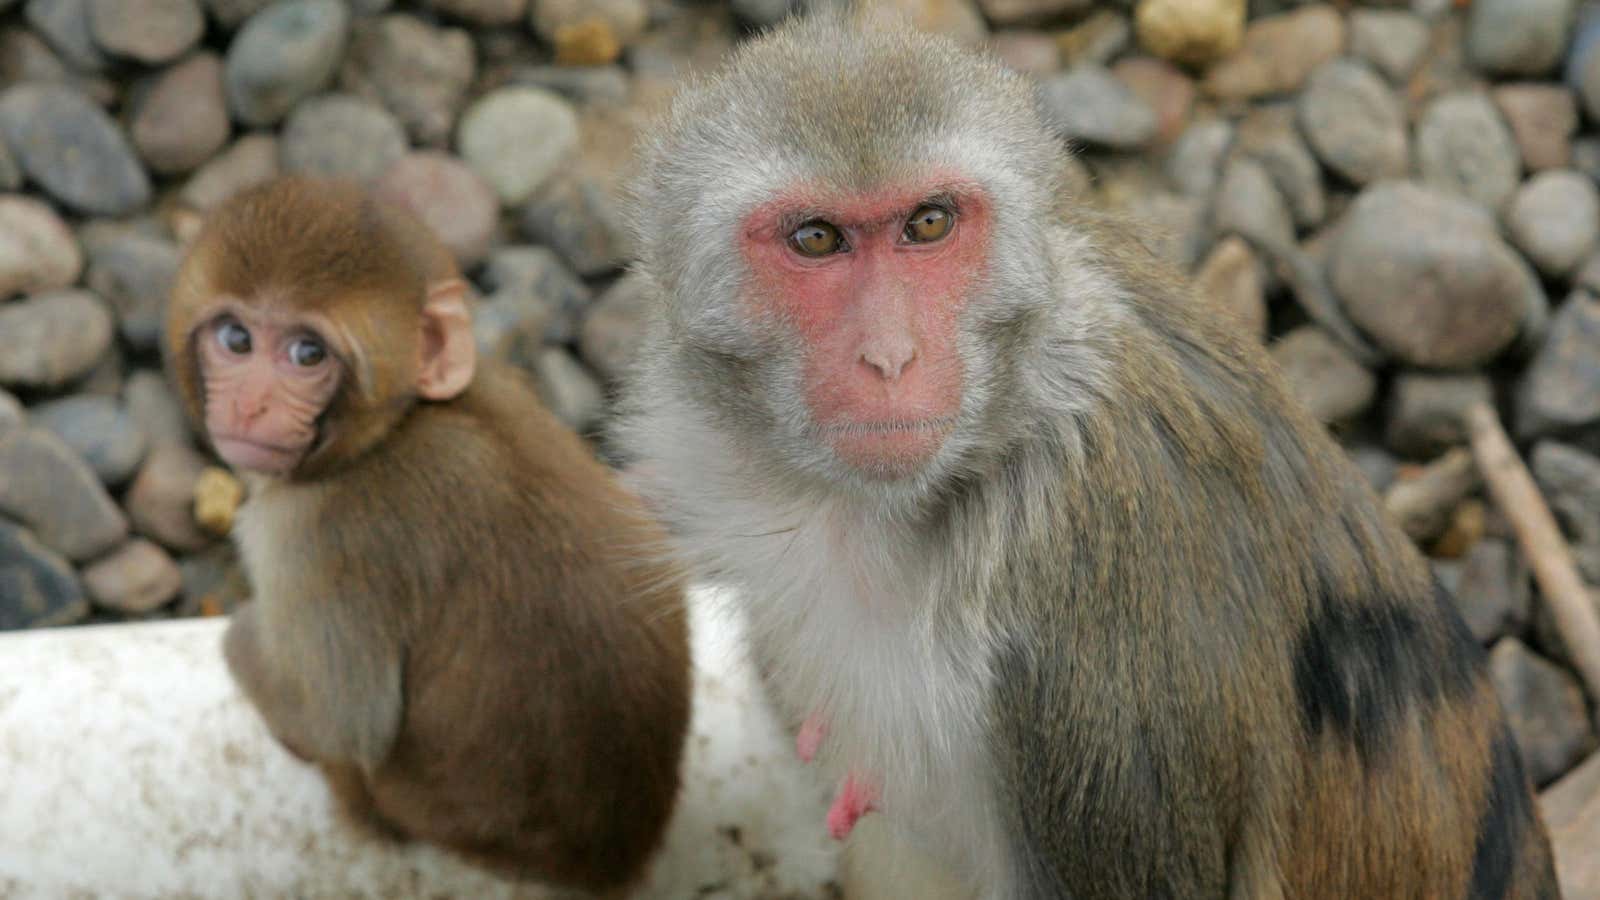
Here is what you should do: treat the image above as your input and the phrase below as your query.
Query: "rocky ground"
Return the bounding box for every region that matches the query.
[1,0,1599,878]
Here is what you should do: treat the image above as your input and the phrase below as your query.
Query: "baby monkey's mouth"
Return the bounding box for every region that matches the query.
[210,434,306,474]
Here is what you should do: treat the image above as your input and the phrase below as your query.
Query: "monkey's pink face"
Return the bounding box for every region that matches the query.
[195,303,343,476]
[740,181,990,479]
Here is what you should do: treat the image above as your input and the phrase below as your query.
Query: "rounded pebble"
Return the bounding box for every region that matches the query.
[1270,326,1377,424]
[0,83,151,217]
[24,0,111,72]
[1232,104,1324,229]
[81,538,183,613]
[1297,59,1408,187]
[225,0,351,127]
[131,52,231,175]
[1213,157,1293,251]
[1415,91,1522,213]
[30,395,148,485]
[0,519,87,629]
[1493,84,1579,172]
[0,290,115,390]
[126,442,215,553]
[178,134,280,213]
[0,194,82,300]
[1330,182,1540,369]
[579,271,651,382]
[373,151,499,268]
[1348,10,1430,84]
[1133,0,1244,68]
[1166,118,1232,198]
[82,227,182,353]
[88,0,204,65]
[0,427,128,562]
[279,93,408,182]
[531,0,649,54]
[125,369,194,450]
[1504,170,1600,280]
[1517,293,1600,439]
[193,467,244,536]
[1193,236,1266,340]
[1201,5,1343,101]
[1466,0,1574,78]
[455,87,579,207]
[519,173,627,277]
[339,14,475,148]
[1039,64,1157,150]
[1111,57,1195,146]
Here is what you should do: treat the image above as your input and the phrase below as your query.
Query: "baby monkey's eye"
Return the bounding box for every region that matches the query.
[904,205,953,243]
[288,336,327,368]
[216,319,251,355]
[790,220,845,257]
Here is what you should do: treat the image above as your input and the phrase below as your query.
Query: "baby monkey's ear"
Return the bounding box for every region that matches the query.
[415,279,476,401]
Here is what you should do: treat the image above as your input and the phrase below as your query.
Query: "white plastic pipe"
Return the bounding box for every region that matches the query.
[0,587,840,898]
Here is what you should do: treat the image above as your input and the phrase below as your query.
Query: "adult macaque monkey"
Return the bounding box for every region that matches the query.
[164,177,691,895]
[617,13,1557,899]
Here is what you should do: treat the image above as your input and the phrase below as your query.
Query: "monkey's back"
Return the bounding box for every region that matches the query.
[326,364,691,891]
[986,219,1558,898]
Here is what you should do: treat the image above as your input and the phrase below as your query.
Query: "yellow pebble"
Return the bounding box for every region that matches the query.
[554,19,621,66]
[193,467,245,536]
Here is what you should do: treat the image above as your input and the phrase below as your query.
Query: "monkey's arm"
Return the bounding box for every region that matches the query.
[223,602,403,772]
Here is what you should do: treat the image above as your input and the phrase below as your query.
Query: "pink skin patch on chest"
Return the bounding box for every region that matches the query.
[827,774,880,841]
[796,710,828,763]
[796,710,880,841]
[739,178,992,479]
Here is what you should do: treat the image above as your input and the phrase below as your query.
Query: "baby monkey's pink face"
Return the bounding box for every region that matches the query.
[740,179,992,480]
[195,302,342,476]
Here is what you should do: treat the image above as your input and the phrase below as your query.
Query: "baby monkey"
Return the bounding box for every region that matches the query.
[164,177,691,895]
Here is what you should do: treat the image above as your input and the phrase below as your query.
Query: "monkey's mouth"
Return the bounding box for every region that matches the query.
[825,417,954,437]
[210,435,306,475]
[820,417,955,476]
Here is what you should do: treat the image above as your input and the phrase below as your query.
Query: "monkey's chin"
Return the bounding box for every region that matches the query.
[824,419,953,480]
[212,437,304,476]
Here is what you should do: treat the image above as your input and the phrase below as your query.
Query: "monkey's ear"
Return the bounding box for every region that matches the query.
[416,279,476,401]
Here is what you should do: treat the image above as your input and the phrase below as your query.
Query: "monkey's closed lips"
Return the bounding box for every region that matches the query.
[825,417,953,472]
[211,436,299,473]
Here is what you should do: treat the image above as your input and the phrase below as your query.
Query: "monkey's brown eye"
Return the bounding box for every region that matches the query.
[217,319,251,355]
[790,221,844,257]
[904,206,953,243]
[288,336,327,368]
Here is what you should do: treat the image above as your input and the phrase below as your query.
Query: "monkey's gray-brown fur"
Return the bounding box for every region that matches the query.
[616,11,1558,899]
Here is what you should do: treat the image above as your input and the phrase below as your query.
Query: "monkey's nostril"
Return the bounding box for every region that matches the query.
[863,348,915,381]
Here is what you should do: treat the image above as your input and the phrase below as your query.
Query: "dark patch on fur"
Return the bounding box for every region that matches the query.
[1292,575,1479,766]
[1469,728,1536,900]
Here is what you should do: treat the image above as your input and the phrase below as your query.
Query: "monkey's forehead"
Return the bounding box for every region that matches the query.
[637,14,1057,205]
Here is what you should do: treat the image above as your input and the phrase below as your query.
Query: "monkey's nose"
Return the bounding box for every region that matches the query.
[861,344,916,382]
[236,394,270,422]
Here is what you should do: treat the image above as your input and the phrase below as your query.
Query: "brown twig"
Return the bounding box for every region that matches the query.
[1466,402,1600,705]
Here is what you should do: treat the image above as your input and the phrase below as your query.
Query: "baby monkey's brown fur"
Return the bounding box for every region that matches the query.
[166,177,691,893]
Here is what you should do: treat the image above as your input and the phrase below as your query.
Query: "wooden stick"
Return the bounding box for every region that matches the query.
[1466,402,1600,705]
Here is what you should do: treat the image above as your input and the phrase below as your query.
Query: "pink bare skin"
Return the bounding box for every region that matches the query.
[198,305,341,475]
[827,774,880,841]
[796,711,828,763]
[796,711,880,841]
[740,180,992,479]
